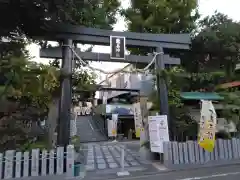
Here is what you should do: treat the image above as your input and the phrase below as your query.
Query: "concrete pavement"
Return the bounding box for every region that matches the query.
[86,164,240,180]
[84,143,149,171]
[74,116,240,179]
[76,116,107,143]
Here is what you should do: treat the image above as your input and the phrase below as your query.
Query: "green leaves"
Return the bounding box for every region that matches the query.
[0,0,120,38]
[191,12,240,75]
[123,0,199,34]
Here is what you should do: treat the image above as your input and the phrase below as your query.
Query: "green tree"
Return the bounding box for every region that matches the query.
[186,12,240,76]
[150,67,198,141]
[0,45,97,150]
[123,0,199,34]
[121,0,199,67]
[217,89,240,137]
[0,0,120,38]
[0,0,120,149]
[122,0,200,142]
[0,43,56,150]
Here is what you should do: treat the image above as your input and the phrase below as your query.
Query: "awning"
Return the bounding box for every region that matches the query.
[217,81,240,89]
[180,92,224,100]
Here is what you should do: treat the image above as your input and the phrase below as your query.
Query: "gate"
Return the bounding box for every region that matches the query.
[38,23,189,146]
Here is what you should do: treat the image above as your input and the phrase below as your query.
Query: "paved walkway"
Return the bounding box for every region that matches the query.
[75,116,165,178]
[84,143,151,171]
[76,116,107,143]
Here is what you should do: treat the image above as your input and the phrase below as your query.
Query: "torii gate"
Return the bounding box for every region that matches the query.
[32,23,190,146]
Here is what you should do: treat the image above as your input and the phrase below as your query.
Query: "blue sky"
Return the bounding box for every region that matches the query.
[27,0,240,82]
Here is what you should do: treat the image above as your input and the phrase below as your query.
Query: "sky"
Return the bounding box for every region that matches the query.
[26,0,240,83]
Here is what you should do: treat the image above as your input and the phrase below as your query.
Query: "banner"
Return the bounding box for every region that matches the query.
[198,100,217,152]
[103,92,108,104]
[107,114,118,137]
[148,115,169,153]
[112,114,118,137]
[107,119,113,137]
[132,102,143,138]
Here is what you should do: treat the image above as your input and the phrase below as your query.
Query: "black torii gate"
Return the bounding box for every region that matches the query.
[32,23,190,146]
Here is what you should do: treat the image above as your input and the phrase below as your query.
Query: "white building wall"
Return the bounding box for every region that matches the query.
[99,69,154,100]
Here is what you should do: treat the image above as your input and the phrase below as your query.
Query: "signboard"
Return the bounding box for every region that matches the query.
[106,104,133,115]
[112,114,118,137]
[102,92,108,104]
[110,36,125,60]
[107,119,113,137]
[148,115,169,153]
[198,100,217,152]
[132,102,143,138]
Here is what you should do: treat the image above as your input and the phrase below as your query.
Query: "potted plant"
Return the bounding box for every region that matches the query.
[139,132,155,160]
[70,135,82,156]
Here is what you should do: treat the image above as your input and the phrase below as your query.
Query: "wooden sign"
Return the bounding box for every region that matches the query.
[110,36,125,60]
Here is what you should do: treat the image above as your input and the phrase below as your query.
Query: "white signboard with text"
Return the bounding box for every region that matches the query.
[148,115,169,153]
[133,102,142,138]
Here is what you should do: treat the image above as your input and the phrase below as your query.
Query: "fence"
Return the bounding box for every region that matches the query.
[0,145,75,179]
[163,138,240,169]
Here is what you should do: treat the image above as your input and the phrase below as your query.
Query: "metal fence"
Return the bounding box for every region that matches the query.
[0,145,75,179]
[163,138,240,169]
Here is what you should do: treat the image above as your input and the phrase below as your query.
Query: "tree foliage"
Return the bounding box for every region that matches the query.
[0,0,110,149]
[122,0,200,139]
[149,67,198,141]
[123,0,199,34]
[122,0,199,63]
[0,40,97,150]
[220,91,240,126]
[184,12,240,76]
[0,0,120,38]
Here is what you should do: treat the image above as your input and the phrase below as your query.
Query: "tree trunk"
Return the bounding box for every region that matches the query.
[140,97,149,141]
[46,98,59,149]
[139,97,154,160]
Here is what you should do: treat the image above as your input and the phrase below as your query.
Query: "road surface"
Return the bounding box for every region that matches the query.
[87,164,240,180]
[76,116,107,143]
